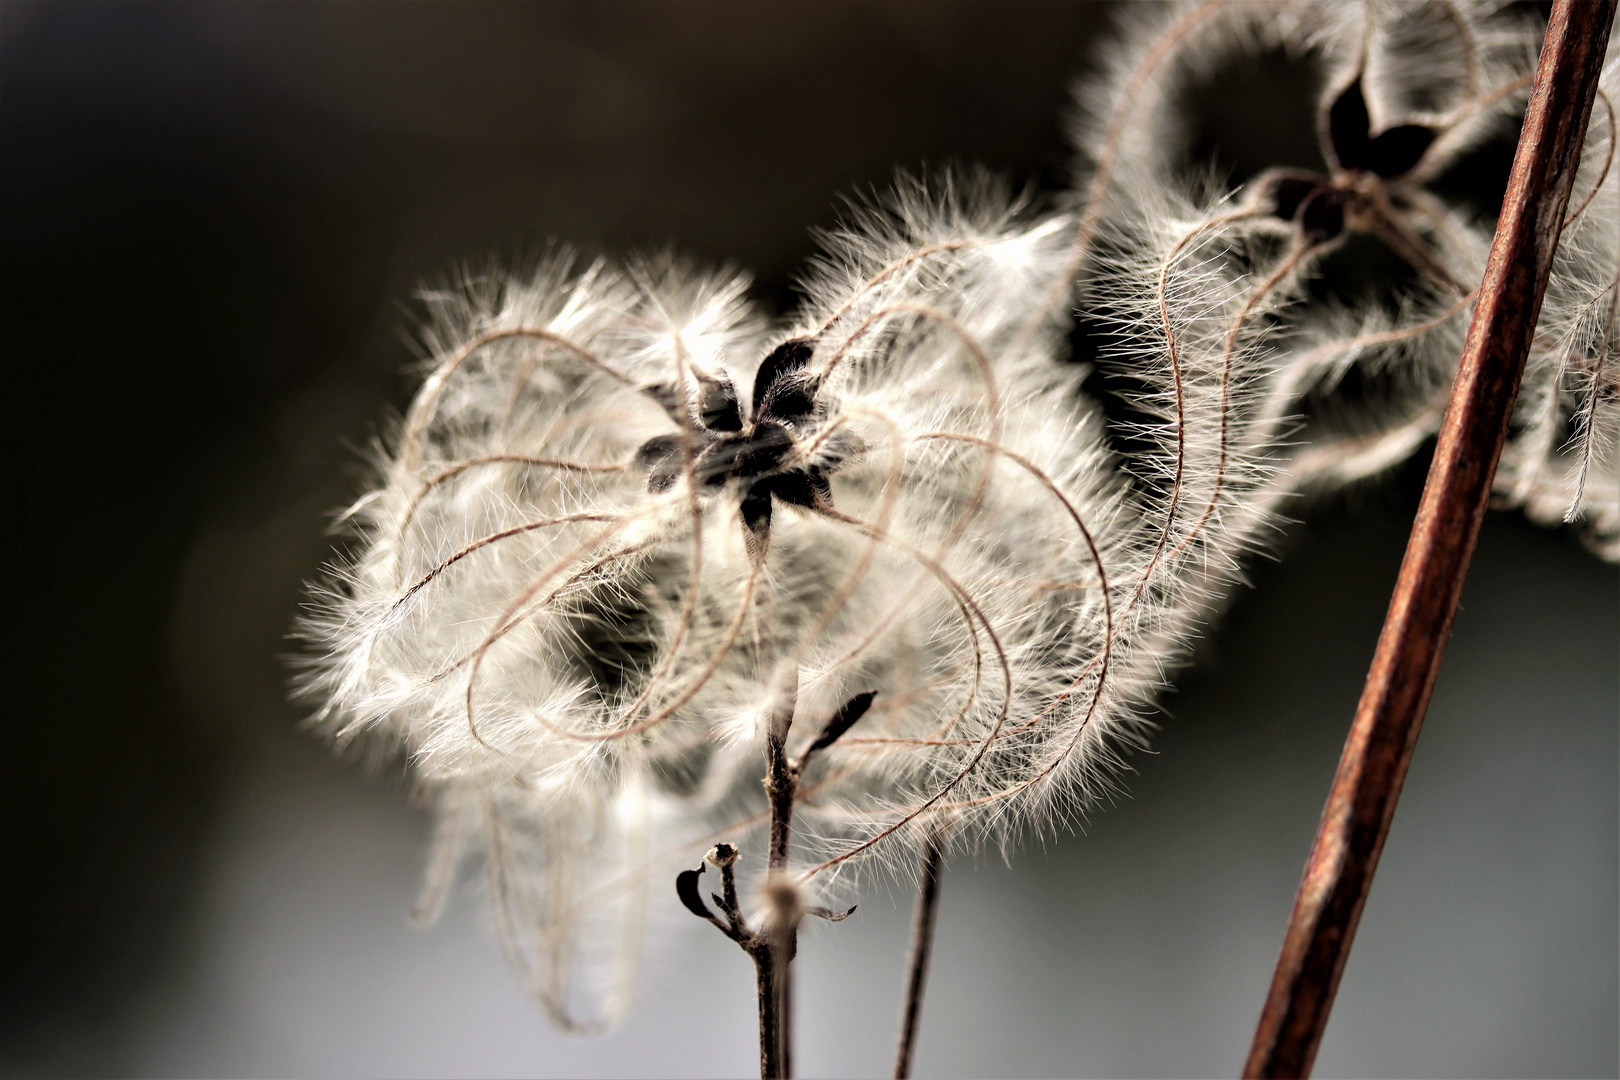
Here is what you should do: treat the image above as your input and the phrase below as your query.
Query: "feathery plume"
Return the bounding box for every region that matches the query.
[297,175,1201,1024]
[1065,1,1619,559]
[1495,37,1619,557]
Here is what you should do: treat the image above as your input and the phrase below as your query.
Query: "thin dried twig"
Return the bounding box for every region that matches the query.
[758,671,799,1080]
[1243,2,1617,1076]
[892,828,946,1080]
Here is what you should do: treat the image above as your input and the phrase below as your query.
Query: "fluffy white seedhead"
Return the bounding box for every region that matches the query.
[1067,0,1619,560]
[299,175,1222,1024]
[300,255,775,1028]
[776,175,1152,854]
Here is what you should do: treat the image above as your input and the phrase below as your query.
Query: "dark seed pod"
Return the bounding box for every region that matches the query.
[1362,124,1438,179]
[1325,77,1373,172]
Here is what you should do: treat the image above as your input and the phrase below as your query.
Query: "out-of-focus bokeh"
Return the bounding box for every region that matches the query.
[3,3,1614,1077]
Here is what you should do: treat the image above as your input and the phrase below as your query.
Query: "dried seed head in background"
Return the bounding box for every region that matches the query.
[1070,0,1615,557]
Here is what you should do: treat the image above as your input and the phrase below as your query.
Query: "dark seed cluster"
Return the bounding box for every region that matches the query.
[1256,79,1441,248]
[635,339,863,552]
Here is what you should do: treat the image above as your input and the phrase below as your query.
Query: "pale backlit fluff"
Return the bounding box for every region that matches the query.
[1066,0,1616,561]
[300,256,776,1028]
[299,173,1271,1027]
[1496,38,1619,557]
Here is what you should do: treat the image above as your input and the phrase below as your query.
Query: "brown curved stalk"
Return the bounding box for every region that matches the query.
[400,325,632,470]
[790,407,908,666]
[810,502,992,748]
[394,455,629,566]
[814,241,979,336]
[1171,245,1311,562]
[467,548,762,747]
[416,505,661,683]
[1435,0,1482,101]
[791,410,998,747]
[391,511,620,612]
[1254,292,1476,440]
[1244,2,1615,1074]
[1136,208,1270,598]
[461,537,649,748]
[840,429,1114,749]
[1032,0,1232,325]
[796,508,1014,880]
[1361,201,1470,297]
[819,302,1004,560]
[1563,88,1615,228]
[809,303,1008,702]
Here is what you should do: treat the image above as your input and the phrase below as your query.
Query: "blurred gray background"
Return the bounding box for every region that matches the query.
[3,3,1614,1077]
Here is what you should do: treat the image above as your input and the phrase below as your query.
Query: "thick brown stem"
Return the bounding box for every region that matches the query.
[1244,2,1616,1076]
[892,830,946,1080]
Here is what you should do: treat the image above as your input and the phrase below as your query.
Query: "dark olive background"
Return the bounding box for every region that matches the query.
[3,3,1614,1077]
